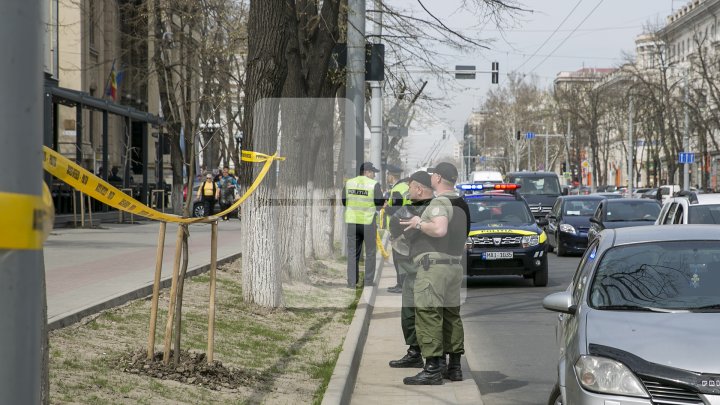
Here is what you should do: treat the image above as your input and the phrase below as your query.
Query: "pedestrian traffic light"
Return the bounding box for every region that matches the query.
[515,131,521,140]
[491,62,499,84]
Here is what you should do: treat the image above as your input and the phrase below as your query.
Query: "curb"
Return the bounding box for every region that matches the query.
[47,252,243,331]
[321,234,388,405]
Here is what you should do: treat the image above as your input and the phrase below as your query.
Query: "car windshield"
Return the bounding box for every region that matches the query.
[509,176,561,195]
[467,200,534,225]
[605,202,660,221]
[689,204,720,224]
[563,199,600,216]
[589,241,720,311]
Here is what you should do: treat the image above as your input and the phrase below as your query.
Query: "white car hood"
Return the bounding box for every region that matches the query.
[585,310,720,373]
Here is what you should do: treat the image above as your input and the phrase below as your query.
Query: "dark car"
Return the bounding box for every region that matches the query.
[506,171,567,221]
[587,199,661,244]
[462,184,549,287]
[545,195,604,256]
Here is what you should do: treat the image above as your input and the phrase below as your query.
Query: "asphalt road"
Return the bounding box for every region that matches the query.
[462,252,582,405]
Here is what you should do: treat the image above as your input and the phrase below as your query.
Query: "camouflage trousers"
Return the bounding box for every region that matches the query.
[413,260,464,358]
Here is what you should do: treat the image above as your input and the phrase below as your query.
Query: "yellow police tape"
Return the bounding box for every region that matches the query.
[0,183,54,250]
[42,146,283,225]
[376,228,390,259]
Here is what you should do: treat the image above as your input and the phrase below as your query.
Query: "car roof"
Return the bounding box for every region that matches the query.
[558,195,605,201]
[689,193,720,205]
[506,171,558,176]
[611,224,720,245]
[604,198,658,205]
[464,193,517,200]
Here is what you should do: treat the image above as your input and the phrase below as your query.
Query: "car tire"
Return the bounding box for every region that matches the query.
[548,383,562,405]
[533,259,548,287]
[556,233,566,257]
[193,203,205,218]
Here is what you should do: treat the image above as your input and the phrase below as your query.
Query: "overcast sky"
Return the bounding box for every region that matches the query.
[392,0,685,169]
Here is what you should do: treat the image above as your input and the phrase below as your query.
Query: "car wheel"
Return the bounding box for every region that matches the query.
[533,259,548,287]
[193,203,205,218]
[556,233,566,257]
[548,383,562,405]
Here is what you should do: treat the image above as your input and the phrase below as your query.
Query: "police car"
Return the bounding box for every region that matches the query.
[460,183,549,287]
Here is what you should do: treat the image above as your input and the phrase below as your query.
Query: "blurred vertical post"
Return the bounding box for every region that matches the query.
[0,0,45,403]
[369,0,383,184]
[346,0,366,177]
[628,97,634,197]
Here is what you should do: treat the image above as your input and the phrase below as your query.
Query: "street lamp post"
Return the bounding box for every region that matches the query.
[199,118,221,172]
[234,131,243,169]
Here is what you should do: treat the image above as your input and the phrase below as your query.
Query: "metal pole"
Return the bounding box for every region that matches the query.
[628,96,634,197]
[545,133,549,171]
[0,0,44,402]
[565,121,571,183]
[347,0,366,176]
[527,138,531,171]
[513,122,518,171]
[370,0,382,185]
[683,74,690,191]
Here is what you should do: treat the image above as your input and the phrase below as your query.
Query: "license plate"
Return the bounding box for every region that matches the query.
[483,251,513,260]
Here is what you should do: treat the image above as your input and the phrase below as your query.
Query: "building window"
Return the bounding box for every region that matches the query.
[88,0,95,47]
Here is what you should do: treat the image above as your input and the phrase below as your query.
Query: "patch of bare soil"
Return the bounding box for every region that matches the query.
[120,349,269,391]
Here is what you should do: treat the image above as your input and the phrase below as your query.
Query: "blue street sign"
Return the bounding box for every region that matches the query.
[679,152,695,164]
[526,132,535,139]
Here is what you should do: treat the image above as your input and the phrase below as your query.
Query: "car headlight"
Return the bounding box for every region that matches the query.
[521,234,539,247]
[559,223,577,234]
[465,237,473,250]
[574,355,648,398]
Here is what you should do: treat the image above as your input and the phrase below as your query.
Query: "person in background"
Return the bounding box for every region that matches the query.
[384,164,411,293]
[196,172,218,217]
[108,166,123,186]
[342,162,385,288]
[217,166,238,221]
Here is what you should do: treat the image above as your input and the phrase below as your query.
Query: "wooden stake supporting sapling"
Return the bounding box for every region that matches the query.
[207,221,218,363]
[147,221,167,359]
[162,224,184,364]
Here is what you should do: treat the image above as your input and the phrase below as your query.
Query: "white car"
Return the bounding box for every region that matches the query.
[655,191,720,225]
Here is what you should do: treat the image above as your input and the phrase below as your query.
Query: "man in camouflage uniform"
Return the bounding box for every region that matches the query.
[400,162,470,385]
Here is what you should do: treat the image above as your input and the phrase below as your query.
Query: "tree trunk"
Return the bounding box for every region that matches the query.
[241,0,289,307]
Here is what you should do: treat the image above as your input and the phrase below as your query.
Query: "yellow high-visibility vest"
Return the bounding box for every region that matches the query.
[344,175,377,225]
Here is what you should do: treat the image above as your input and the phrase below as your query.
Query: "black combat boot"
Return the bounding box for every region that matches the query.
[444,353,463,381]
[389,346,424,368]
[403,356,444,385]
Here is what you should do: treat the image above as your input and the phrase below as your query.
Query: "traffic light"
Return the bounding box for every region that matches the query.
[515,131,521,140]
[491,62,499,84]
[561,162,567,172]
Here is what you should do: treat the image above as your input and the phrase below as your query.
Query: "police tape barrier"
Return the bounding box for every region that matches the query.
[42,146,284,224]
[0,182,54,250]
[376,228,390,259]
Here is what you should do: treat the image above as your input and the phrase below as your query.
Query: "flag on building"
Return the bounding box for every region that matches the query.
[105,60,118,101]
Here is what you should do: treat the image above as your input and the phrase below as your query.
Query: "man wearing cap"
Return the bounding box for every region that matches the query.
[399,162,470,385]
[341,162,385,287]
[388,170,434,369]
[384,164,411,293]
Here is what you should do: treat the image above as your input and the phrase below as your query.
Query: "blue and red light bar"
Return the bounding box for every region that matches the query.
[457,183,521,191]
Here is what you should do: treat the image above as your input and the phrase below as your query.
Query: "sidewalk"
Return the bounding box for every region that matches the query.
[44,220,243,329]
[322,248,483,405]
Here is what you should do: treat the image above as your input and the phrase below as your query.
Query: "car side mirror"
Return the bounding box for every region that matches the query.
[561,187,569,196]
[542,291,576,315]
[537,218,549,227]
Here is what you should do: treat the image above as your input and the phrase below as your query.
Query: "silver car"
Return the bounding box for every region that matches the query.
[543,225,720,405]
